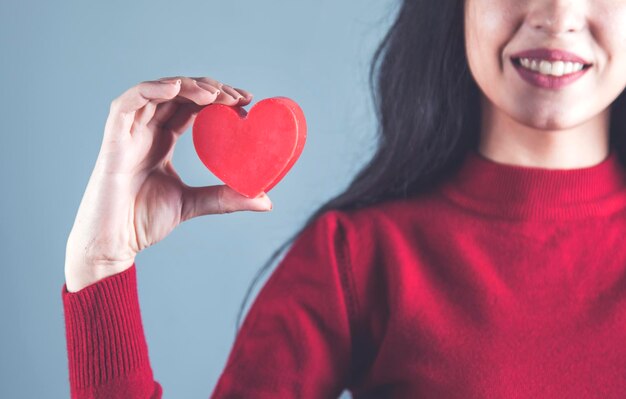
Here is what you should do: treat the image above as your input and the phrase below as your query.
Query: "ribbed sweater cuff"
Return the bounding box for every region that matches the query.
[61,263,155,393]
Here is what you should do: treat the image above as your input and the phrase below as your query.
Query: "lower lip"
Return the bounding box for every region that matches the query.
[512,60,591,89]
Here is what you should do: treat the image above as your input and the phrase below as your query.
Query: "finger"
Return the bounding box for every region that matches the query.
[159,101,204,137]
[135,80,188,126]
[191,77,247,106]
[135,100,159,127]
[219,84,251,106]
[194,80,221,97]
[195,80,245,106]
[233,87,253,101]
[141,77,222,129]
[105,80,182,140]
[147,82,246,139]
[213,87,243,106]
[189,76,251,100]
[174,77,220,105]
[230,87,253,106]
[220,84,244,101]
[158,76,183,82]
[190,76,223,88]
[146,77,251,135]
[180,184,272,221]
[148,101,181,129]
[136,101,207,167]
[111,79,182,115]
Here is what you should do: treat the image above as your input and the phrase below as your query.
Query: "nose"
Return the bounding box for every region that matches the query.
[526,0,587,36]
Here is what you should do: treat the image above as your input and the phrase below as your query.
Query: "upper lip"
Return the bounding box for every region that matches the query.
[510,48,593,65]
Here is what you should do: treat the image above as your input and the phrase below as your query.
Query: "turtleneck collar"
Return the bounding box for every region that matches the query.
[438,147,626,221]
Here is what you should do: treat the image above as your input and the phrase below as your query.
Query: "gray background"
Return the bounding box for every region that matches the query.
[0,0,394,397]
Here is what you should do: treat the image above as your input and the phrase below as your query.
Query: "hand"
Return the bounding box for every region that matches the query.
[65,76,273,292]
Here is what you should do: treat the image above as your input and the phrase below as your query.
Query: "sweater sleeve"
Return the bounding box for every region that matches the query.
[61,262,162,399]
[61,210,358,398]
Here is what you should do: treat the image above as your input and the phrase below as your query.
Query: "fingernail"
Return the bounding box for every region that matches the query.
[234,88,253,98]
[222,85,243,100]
[195,80,220,95]
[160,79,181,85]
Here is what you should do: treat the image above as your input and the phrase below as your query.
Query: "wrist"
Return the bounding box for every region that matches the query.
[65,253,135,293]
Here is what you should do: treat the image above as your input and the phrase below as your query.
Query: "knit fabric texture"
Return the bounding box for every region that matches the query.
[62,148,626,398]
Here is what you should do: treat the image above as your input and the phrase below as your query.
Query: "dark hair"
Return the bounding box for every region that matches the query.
[235,0,626,332]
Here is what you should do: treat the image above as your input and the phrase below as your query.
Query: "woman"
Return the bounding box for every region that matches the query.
[62,0,626,397]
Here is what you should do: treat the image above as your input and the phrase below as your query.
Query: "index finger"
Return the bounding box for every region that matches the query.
[104,80,183,141]
[110,79,182,115]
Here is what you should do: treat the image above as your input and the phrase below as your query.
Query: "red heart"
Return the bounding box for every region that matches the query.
[192,97,307,198]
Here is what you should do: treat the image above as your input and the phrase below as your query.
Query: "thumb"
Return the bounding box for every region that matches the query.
[182,184,272,220]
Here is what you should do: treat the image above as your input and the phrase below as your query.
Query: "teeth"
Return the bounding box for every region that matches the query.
[516,58,586,76]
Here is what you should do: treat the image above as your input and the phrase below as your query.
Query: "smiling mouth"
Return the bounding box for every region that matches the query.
[510,57,593,89]
[511,57,593,77]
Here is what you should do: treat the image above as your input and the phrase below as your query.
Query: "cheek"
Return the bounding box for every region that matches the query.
[465,2,518,82]
[592,5,626,93]
[607,17,626,69]
[595,2,626,48]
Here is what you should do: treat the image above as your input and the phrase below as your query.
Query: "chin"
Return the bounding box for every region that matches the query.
[510,107,585,131]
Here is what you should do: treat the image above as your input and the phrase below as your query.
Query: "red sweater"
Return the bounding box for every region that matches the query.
[62,147,626,398]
